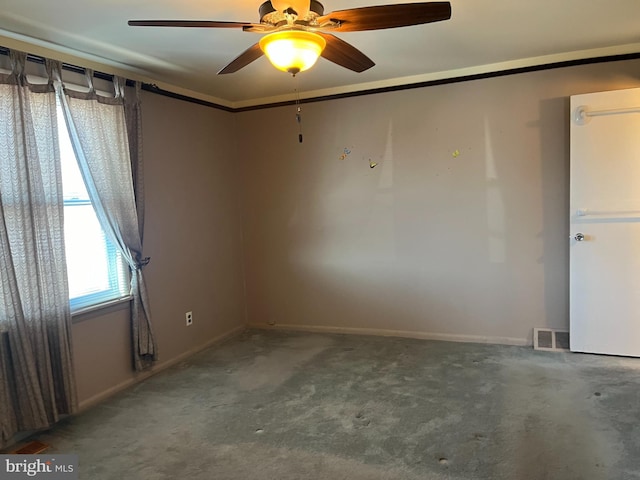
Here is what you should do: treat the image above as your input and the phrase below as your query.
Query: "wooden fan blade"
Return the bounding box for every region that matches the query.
[319,33,375,73]
[318,2,451,32]
[218,43,264,74]
[128,20,256,28]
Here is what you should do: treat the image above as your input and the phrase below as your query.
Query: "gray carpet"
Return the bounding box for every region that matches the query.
[34,329,640,479]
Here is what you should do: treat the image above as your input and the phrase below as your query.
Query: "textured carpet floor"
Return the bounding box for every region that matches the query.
[34,329,640,479]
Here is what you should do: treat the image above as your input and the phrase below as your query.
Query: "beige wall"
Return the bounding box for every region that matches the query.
[237,60,640,344]
[70,58,640,407]
[72,91,246,407]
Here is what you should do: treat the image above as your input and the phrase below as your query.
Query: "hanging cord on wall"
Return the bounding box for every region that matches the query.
[293,74,303,143]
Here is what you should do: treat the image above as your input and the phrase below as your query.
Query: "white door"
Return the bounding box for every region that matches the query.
[570,87,640,357]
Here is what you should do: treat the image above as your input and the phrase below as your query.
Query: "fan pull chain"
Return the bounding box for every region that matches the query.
[296,105,302,143]
[294,76,303,143]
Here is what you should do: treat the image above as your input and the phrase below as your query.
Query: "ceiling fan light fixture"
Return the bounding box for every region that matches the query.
[259,30,326,75]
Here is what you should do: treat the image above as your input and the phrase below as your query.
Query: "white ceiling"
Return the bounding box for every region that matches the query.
[1,0,639,108]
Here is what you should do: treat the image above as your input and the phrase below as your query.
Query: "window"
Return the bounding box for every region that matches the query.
[57,104,129,311]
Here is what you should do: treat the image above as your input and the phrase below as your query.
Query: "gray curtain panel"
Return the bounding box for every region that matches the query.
[53,67,158,371]
[0,51,77,448]
[124,82,145,241]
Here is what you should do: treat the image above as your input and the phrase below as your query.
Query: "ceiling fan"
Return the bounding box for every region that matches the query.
[129,0,451,75]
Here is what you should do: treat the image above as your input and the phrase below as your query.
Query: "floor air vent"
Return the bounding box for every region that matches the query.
[533,328,570,352]
[11,440,49,454]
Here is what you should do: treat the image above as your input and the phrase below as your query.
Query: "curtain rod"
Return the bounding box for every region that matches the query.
[0,45,233,111]
[0,46,136,86]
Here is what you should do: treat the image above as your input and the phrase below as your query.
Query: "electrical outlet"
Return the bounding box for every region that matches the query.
[185,311,193,326]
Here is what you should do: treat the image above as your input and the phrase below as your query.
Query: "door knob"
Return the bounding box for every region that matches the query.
[574,233,585,241]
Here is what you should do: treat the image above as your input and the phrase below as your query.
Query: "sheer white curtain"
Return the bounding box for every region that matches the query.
[0,51,77,448]
[53,67,158,371]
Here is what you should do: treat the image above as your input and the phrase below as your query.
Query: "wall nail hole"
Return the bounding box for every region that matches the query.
[438,457,449,465]
[255,428,264,434]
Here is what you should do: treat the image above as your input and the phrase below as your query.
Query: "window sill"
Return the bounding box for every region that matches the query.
[71,295,133,320]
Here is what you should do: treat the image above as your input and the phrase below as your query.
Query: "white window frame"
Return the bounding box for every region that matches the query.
[57,106,130,314]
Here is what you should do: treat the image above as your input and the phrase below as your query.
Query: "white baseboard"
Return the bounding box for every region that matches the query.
[78,324,246,411]
[248,322,529,347]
